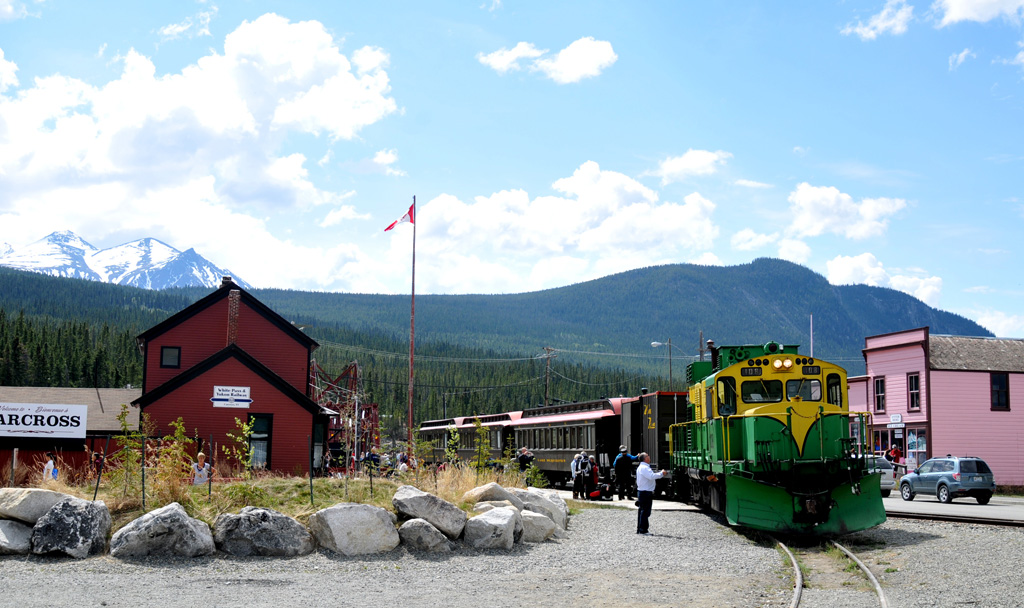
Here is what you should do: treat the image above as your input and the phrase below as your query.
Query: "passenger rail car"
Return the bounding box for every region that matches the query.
[670,341,885,535]
[419,393,686,489]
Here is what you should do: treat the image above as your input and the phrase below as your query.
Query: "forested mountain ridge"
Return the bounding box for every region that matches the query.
[0,260,990,436]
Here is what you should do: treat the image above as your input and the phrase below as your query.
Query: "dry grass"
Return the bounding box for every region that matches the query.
[13,463,534,532]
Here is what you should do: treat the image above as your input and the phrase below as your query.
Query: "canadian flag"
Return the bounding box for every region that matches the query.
[384,203,415,232]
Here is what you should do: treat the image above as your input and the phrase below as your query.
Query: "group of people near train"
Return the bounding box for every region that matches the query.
[571,445,643,501]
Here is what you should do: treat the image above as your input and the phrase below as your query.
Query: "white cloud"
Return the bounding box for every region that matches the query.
[933,0,1024,26]
[0,0,27,21]
[786,183,906,240]
[793,146,809,156]
[396,162,719,293]
[159,8,217,41]
[373,148,406,176]
[826,253,943,306]
[842,0,914,40]
[531,37,618,84]
[965,285,994,294]
[319,199,366,228]
[646,149,732,186]
[477,42,546,74]
[973,309,1024,338]
[0,48,17,92]
[731,228,778,251]
[689,252,723,266]
[317,149,333,167]
[0,14,400,289]
[479,37,617,84]
[890,274,943,305]
[735,178,773,189]
[1005,41,1024,69]
[949,47,976,70]
[778,238,812,264]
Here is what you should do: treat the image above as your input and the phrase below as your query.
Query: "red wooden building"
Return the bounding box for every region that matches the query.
[132,277,331,475]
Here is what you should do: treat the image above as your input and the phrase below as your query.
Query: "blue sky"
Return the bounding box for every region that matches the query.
[0,1,1022,337]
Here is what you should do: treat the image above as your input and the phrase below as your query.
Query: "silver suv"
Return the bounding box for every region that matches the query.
[899,456,996,505]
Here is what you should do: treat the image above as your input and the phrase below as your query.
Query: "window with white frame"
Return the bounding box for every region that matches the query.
[874,377,886,412]
[907,373,920,410]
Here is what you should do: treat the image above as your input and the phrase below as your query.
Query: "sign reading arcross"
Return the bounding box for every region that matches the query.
[0,403,88,438]
[211,386,253,408]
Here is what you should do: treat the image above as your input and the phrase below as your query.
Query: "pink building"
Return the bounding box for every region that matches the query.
[849,327,1024,485]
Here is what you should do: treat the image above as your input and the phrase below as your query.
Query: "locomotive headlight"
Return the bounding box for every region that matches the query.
[773,359,783,370]
[783,358,793,369]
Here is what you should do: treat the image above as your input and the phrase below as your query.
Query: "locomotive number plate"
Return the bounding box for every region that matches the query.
[741,367,762,376]
[802,366,821,375]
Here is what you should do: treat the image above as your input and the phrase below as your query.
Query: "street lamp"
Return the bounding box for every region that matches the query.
[651,338,672,392]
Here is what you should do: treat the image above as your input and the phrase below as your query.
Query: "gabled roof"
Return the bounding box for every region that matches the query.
[133,343,330,416]
[929,335,1024,373]
[136,279,318,351]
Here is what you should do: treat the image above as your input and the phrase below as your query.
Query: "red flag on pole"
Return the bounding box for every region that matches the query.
[384,203,415,231]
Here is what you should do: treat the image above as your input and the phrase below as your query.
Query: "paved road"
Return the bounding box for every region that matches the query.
[884,492,1024,522]
[553,486,1024,522]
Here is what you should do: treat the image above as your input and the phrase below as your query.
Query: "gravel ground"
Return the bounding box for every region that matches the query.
[1,509,1020,607]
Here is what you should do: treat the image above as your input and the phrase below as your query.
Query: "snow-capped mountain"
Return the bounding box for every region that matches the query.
[0,231,251,290]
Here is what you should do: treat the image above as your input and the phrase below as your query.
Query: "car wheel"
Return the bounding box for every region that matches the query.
[880,489,891,498]
[937,485,952,503]
[900,483,914,501]
[977,492,992,505]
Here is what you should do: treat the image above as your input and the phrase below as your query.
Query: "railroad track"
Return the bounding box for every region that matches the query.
[775,537,888,608]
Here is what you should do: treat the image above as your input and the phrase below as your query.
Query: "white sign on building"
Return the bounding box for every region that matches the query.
[211,386,252,408]
[0,403,88,438]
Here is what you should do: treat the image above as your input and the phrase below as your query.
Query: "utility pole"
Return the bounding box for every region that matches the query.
[543,347,556,407]
[699,330,705,362]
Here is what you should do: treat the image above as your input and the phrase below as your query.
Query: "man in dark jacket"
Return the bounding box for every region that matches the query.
[613,445,638,500]
[517,446,534,472]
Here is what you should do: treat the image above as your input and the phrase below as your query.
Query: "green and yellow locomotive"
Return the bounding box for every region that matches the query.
[669,341,885,535]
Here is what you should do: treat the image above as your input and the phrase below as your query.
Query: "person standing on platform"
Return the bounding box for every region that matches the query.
[570,453,583,499]
[635,452,666,535]
[613,445,638,500]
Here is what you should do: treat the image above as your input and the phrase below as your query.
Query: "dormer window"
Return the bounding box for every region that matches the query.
[161,346,181,368]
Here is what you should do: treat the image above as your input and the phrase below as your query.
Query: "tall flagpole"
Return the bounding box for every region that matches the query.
[407,196,416,448]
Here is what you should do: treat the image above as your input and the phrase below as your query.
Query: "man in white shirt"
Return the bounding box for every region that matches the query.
[635,452,666,535]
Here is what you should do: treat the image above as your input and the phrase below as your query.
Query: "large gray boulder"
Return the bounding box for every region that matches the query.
[521,510,556,543]
[213,507,314,557]
[308,503,399,556]
[31,496,111,558]
[397,518,455,553]
[0,519,33,555]
[392,485,467,539]
[464,506,518,550]
[461,482,524,511]
[110,502,214,558]
[528,487,570,523]
[508,488,567,530]
[0,488,69,524]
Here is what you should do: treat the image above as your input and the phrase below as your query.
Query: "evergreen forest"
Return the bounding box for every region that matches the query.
[0,259,993,440]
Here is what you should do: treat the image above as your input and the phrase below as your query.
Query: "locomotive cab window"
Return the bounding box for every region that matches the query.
[717,377,737,415]
[826,374,843,407]
[786,379,821,401]
[741,380,783,403]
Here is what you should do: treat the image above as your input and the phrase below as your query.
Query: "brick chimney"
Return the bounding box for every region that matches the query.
[227,289,241,345]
